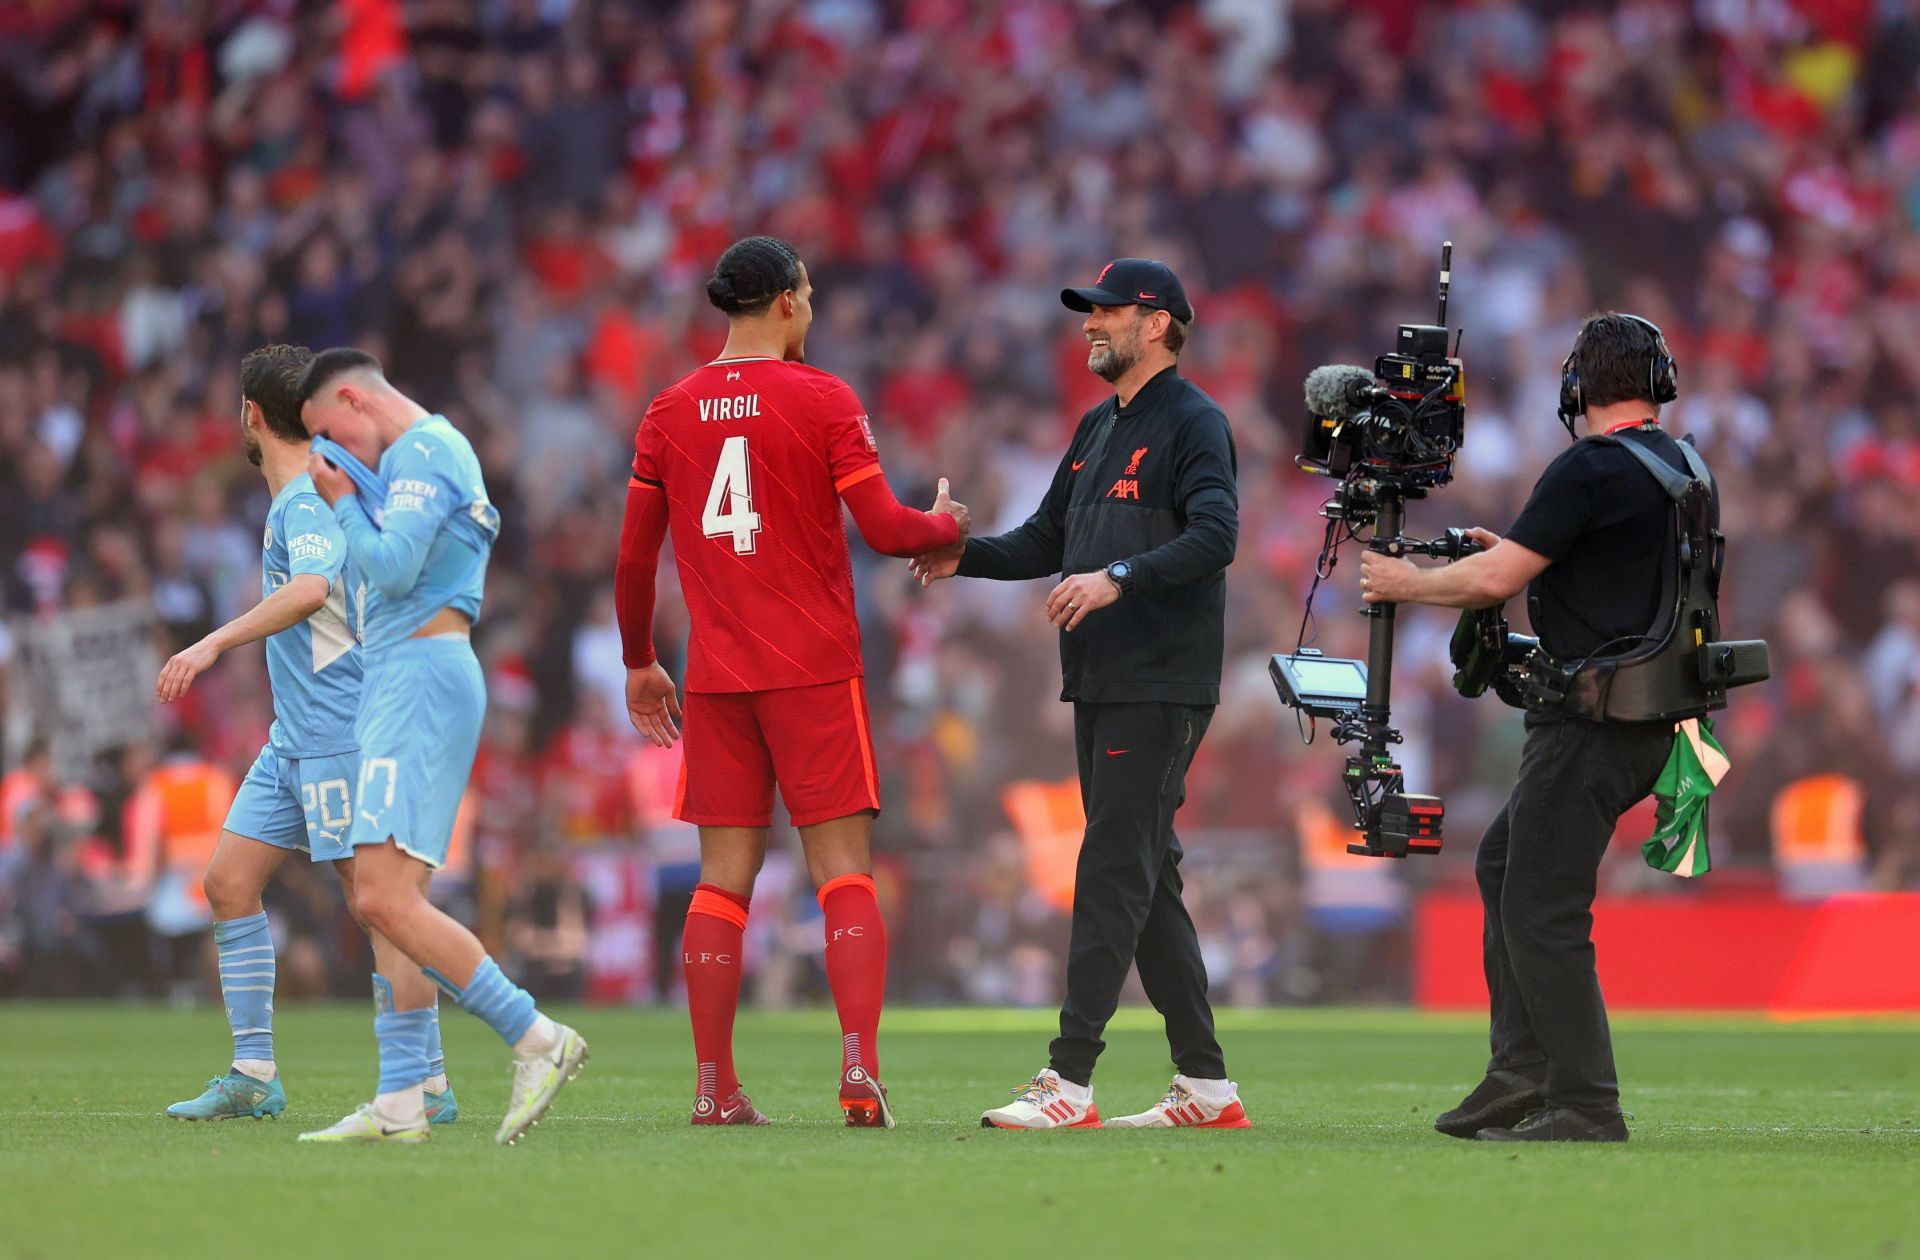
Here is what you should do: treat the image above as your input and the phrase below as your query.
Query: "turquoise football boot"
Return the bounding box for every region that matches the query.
[167,1071,287,1121]
[425,1082,459,1126]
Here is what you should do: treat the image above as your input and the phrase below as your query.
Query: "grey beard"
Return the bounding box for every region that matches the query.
[1090,342,1138,383]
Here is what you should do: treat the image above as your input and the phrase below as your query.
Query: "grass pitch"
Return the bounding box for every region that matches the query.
[0,1005,1915,1259]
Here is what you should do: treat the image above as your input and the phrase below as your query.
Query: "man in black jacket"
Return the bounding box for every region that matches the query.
[911,259,1247,1131]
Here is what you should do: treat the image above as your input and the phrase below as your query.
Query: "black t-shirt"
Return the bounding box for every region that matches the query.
[1507,428,1698,661]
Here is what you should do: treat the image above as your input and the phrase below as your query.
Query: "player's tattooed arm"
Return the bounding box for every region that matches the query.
[156,574,330,703]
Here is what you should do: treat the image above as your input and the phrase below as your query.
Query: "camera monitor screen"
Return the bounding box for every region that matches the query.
[1269,652,1370,717]
[1287,658,1368,696]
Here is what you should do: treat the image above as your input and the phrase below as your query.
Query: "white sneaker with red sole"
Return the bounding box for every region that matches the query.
[1106,1075,1252,1129]
[980,1069,1103,1130]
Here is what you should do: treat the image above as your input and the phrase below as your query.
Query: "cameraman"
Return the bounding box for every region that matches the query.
[1358,313,1705,1143]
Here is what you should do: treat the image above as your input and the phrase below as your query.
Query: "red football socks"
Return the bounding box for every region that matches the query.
[684,884,751,1100]
[819,873,888,1078]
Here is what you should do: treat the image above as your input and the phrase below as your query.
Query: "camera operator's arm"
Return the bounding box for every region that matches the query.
[1360,529,1549,610]
[1363,439,1605,610]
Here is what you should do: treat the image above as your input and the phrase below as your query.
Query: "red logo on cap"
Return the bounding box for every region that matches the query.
[1137,291,1157,301]
[1097,262,1114,285]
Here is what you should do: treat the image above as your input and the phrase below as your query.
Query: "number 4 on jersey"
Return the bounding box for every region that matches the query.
[703,434,763,554]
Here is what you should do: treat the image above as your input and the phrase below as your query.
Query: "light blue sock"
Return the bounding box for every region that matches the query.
[214,912,275,1063]
[375,1008,434,1094]
[425,999,445,1080]
[377,976,446,1080]
[425,956,538,1047]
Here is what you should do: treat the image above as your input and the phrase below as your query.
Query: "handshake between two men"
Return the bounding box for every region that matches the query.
[910,481,1123,634]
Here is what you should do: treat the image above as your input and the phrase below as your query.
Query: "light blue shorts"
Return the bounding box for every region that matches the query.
[351,637,485,869]
[223,744,359,863]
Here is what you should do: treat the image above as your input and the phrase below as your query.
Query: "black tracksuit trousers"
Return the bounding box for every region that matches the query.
[1478,714,1672,1112]
[1048,700,1227,1087]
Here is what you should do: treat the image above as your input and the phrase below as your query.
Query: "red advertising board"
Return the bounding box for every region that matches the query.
[1414,891,1920,1014]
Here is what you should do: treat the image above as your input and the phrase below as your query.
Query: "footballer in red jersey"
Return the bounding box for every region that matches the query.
[615,236,967,1130]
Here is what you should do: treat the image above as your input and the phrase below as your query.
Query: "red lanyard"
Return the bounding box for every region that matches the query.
[1604,418,1656,434]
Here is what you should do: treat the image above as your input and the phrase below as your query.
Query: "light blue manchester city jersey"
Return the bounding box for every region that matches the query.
[263,473,361,758]
[331,414,499,651]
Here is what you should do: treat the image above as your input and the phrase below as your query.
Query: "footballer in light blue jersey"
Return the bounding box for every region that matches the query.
[260,473,360,757]
[324,411,498,868]
[224,471,362,864]
[336,413,499,650]
[299,348,582,1148]
[159,345,459,1126]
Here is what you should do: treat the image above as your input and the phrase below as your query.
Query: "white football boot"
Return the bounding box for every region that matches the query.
[496,1022,589,1146]
[297,1101,429,1144]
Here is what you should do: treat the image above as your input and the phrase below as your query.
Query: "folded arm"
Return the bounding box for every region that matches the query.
[334,496,437,598]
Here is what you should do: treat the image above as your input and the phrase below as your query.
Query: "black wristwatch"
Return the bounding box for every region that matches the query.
[1104,560,1134,596]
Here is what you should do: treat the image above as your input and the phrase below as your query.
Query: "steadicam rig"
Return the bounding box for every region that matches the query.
[1271,243,1471,859]
[1269,525,1482,859]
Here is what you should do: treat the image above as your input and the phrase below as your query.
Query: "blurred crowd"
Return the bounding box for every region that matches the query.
[4,0,1920,1005]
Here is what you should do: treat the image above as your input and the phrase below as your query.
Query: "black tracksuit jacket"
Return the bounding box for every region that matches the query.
[956,365,1238,705]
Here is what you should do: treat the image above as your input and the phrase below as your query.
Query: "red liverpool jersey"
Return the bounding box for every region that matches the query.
[631,357,885,693]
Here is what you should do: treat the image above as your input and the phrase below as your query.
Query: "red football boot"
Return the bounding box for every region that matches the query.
[691,1088,770,1126]
[839,1064,895,1129]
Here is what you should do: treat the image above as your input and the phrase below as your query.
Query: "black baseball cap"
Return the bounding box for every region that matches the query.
[1061,258,1194,325]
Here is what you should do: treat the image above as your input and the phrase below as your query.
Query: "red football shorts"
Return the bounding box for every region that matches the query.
[676,677,882,828]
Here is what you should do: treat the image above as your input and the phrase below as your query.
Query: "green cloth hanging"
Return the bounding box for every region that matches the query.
[1642,717,1729,878]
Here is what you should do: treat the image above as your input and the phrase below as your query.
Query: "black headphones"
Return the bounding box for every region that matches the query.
[1557,313,1679,435]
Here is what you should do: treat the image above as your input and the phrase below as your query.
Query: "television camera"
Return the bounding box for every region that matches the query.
[1271,243,1476,858]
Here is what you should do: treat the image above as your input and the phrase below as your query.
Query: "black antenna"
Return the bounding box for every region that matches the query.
[1436,240,1452,327]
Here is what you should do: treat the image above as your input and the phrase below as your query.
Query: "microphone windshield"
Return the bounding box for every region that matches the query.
[1304,364,1377,422]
